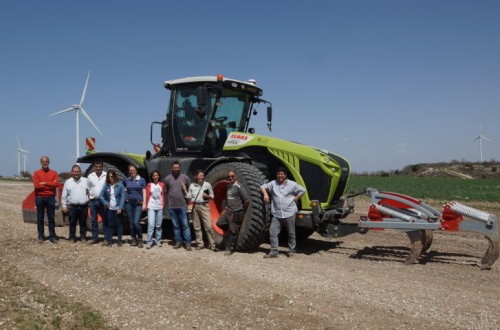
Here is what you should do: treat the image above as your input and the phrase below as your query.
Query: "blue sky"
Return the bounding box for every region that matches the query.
[1,0,499,176]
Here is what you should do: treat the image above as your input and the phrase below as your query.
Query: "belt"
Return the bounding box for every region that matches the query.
[195,202,208,205]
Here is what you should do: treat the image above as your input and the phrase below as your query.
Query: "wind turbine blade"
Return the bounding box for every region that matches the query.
[80,70,90,105]
[51,107,76,116]
[483,136,496,143]
[16,136,21,148]
[80,107,103,136]
[472,136,480,143]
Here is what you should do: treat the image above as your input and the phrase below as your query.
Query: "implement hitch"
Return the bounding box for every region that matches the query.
[358,188,499,269]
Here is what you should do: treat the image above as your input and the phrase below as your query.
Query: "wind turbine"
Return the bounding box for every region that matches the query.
[50,70,103,161]
[472,123,495,163]
[16,136,30,176]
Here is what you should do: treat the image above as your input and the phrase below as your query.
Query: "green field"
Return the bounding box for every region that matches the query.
[346,176,500,202]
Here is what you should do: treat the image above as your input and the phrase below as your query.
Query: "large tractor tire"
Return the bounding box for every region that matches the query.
[205,162,270,251]
[84,162,128,233]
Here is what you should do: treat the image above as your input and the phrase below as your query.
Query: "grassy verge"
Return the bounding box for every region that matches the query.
[347,176,500,203]
[0,258,115,330]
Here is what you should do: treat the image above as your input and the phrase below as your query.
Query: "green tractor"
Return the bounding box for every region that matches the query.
[78,74,353,250]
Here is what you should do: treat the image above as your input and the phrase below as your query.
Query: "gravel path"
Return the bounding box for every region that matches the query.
[1,181,499,329]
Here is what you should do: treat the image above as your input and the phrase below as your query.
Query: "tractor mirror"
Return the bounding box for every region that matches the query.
[197,87,208,107]
[267,106,272,132]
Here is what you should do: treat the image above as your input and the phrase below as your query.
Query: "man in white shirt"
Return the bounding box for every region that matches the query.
[86,159,107,244]
[61,165,89,243]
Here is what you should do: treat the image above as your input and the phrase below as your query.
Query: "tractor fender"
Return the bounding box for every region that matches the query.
[77,152,146,178]
[204,156,252,174]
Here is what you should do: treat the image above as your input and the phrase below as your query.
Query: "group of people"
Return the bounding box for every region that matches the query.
[34,155,305,257]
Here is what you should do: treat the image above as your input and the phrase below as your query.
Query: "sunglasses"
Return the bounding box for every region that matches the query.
[227,175,235,178]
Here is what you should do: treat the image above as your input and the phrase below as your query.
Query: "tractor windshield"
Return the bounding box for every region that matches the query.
[171,85,253,153]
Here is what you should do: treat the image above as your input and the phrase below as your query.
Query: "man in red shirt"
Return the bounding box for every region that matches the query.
[33,156,60,243]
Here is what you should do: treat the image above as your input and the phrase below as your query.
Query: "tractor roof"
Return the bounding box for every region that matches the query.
[164,75,263,96]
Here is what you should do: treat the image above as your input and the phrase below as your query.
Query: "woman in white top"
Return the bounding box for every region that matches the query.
[145,170,166,249]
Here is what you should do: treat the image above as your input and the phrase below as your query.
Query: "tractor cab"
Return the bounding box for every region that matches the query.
[151,74,271,157]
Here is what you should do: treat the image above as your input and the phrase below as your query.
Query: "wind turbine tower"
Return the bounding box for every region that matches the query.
[51,70,103,162]
[16,136,30,176]
[472,124,495,163]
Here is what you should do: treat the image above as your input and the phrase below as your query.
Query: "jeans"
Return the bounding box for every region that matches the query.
[68,205,88,239]
[89,199,107,241]
[169,208,191,244]
[147,208,163,244]
[36,196,56,240]
[269,215,296,255]
[126,202,143,239]
[106,209,123,242]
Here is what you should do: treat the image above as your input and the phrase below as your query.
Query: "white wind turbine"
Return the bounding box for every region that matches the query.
[472,123,495,163]
[51,71,102,161]
[16,136,30,176]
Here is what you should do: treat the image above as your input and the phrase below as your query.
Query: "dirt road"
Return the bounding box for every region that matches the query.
[1,181,499,329]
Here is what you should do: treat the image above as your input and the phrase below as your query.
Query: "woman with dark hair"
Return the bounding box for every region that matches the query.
[145,170,166,249]
[123,164,146,248]
[99,170,126,247]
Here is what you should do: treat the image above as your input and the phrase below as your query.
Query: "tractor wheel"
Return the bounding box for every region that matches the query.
[205,162,270,251]
[84,162,128,233]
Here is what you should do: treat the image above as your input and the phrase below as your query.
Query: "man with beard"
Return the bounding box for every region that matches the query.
[165,161,192,250]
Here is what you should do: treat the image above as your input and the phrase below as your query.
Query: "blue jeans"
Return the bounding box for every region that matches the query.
[89,199,107,241]
[126,202,143,239]
[269,215,296,255]
[36,196,56,240]
[147,209,163,244]
[169,208,191,244]
[106,209,123,242]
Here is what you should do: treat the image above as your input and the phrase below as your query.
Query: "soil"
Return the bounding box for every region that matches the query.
[1,181,500,329]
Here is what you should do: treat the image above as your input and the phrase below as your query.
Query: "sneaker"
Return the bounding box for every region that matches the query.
[287,252,295,258]
[38,238,44,244]
[173,242,182,249]
[185,244,192,251]
[195,245,204,250]
[156,241,162,248]
[87,239,98,245]
[137,240,144,248]
[211,246,220,252]
[130,239,138,247]
[224,250,232,256]
[107,242,113,247]
[146,243,152,249]
[263,253,278,259]
[49,238,58,244]
[68,238,76,244]
[80,237,87,243]
[117,241,123,247]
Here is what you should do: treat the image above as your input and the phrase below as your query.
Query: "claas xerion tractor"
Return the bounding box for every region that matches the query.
[76,74,353,250]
